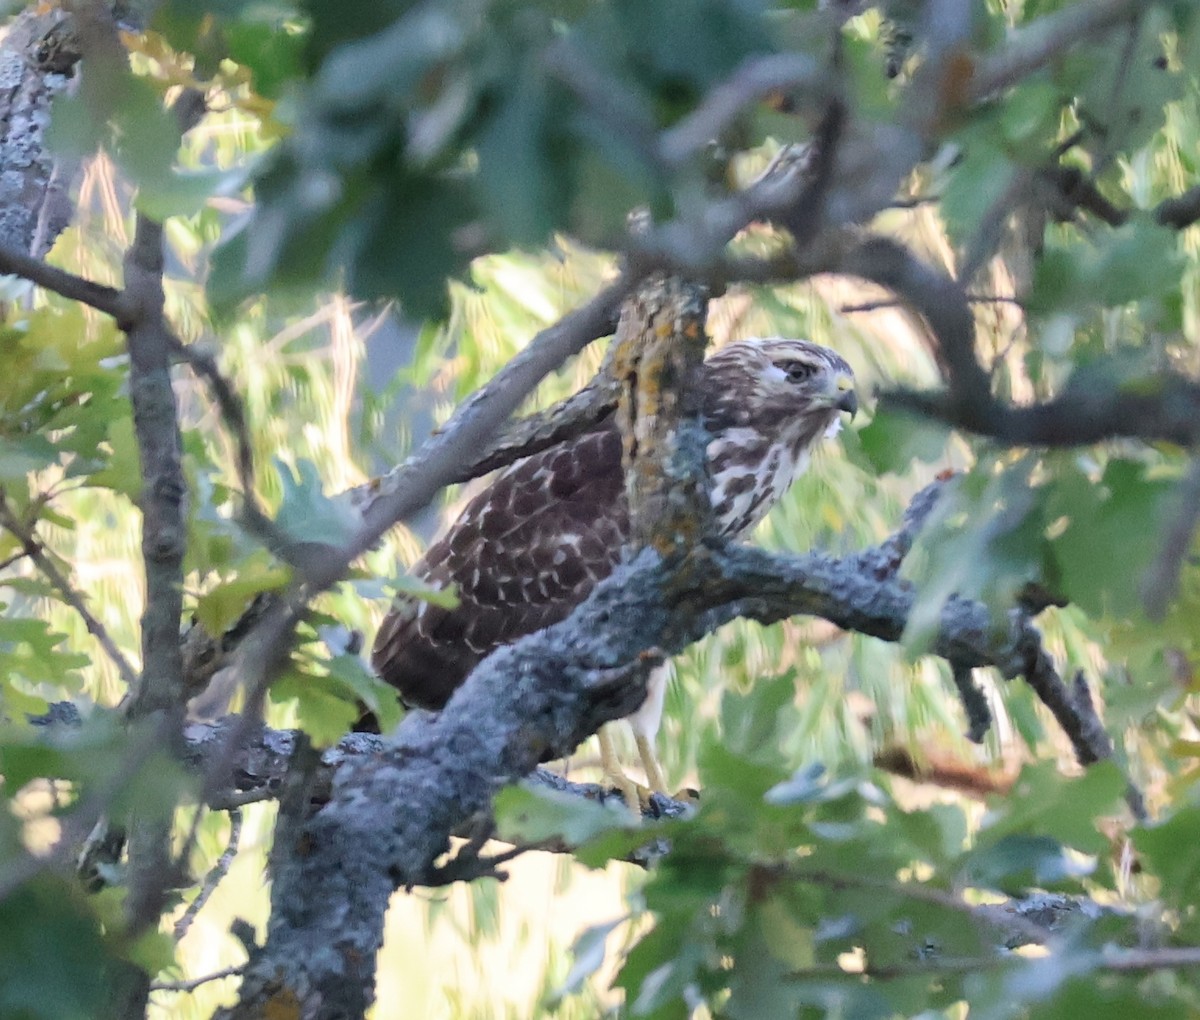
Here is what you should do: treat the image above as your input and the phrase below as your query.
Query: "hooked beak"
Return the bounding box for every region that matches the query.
[833,374,858,419]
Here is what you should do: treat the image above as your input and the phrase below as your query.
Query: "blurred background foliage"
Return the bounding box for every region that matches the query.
[1,0,1200,1017]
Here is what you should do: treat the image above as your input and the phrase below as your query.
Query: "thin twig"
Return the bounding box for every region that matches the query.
[841,235,988,406]
[1156,184,1200,230]
[168,337,293,557]
[151,966,244,994]
[840,294,1022,314]
[0,492,139,688]
[788,955,1010,981]
[773,863,1052,946]
[658,52,832,166]
[786,943,1200,983]
[174,808,243,942]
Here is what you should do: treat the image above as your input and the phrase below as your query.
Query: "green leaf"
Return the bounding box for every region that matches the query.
[999,80,1063,148]
[224,18,307,100]
[1048,458,1174,617]
[0,614,90,692]
[1029,221,1184,316]
[1134,805,1200,908]
[853,407,948,476]
[0,436,59,482]
[474,68,562,246]
[974,761,1125,855]
[270,665,361,746]
[553,917,624,1002]
[940,131,1016,252]
[720,671,795,760]
[325,652,403,732]
[904,461,1052,652]
[273,458,360,549]
[961,834,1091,894]
[0,878,110,1020]
[195,561,291,635]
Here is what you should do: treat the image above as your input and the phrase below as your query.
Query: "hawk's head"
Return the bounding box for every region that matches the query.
[703,337,857,434]
[701,337,857,537]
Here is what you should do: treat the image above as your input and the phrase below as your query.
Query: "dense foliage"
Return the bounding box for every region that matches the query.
[2,0,1200,1017]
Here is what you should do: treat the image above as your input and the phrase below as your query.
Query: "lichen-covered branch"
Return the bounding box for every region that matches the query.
[613,276,712,554]
[219,477,1123,1018]
[0,6,81,257]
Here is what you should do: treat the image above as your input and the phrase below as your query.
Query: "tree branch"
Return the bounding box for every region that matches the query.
[0,492,139,688]
[173,808,243,942]
[0,243,127,316]
[219,477,1130,1017]
[122,214,188,720]
[658,53,832,167]
[968,0,1143,102]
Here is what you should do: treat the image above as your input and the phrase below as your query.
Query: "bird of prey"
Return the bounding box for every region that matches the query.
[372,337,857,803]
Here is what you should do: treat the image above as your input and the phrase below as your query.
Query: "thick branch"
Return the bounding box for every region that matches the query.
[221,479,1121,1018]
[613,276,713,554]
[0,7,82,257]
[122,215,187,718]
[1042,167,1200,232]
[886,374,1200,448]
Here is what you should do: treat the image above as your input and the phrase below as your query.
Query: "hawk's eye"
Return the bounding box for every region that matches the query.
[780,360,815,383]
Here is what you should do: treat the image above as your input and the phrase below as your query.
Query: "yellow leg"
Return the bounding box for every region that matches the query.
[598,725,644,815]
[635,733,667,795]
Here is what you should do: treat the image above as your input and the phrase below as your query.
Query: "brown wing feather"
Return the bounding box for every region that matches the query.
[371,426,626,709]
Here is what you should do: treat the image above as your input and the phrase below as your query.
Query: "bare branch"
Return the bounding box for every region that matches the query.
[839,236,988,406]
[173,809,243,942]
[122,214,188,719]
[886,373,1200,448]
[0,243,127,317]
[151,966,244,995]
[1156,184,1200,231]
[969,0,1143,102]
[1044,166,1200,233]
[658,53,832,166]
[0,493,139,688]
[840,294,1021,314]
[613,277,713,553]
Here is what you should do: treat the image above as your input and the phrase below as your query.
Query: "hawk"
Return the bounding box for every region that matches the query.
[372,338,857,800]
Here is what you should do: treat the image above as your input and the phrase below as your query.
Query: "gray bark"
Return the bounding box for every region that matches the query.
[0,7,80,258]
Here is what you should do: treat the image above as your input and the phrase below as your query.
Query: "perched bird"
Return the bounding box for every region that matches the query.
[372,337,857,802]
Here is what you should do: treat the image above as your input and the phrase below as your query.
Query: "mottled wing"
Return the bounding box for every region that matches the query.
[372,426,627,709]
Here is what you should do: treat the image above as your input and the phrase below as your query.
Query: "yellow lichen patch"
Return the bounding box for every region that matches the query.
[262,988,302,1020]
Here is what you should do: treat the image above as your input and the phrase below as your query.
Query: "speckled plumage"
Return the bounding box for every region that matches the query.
[372,338,856,712]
